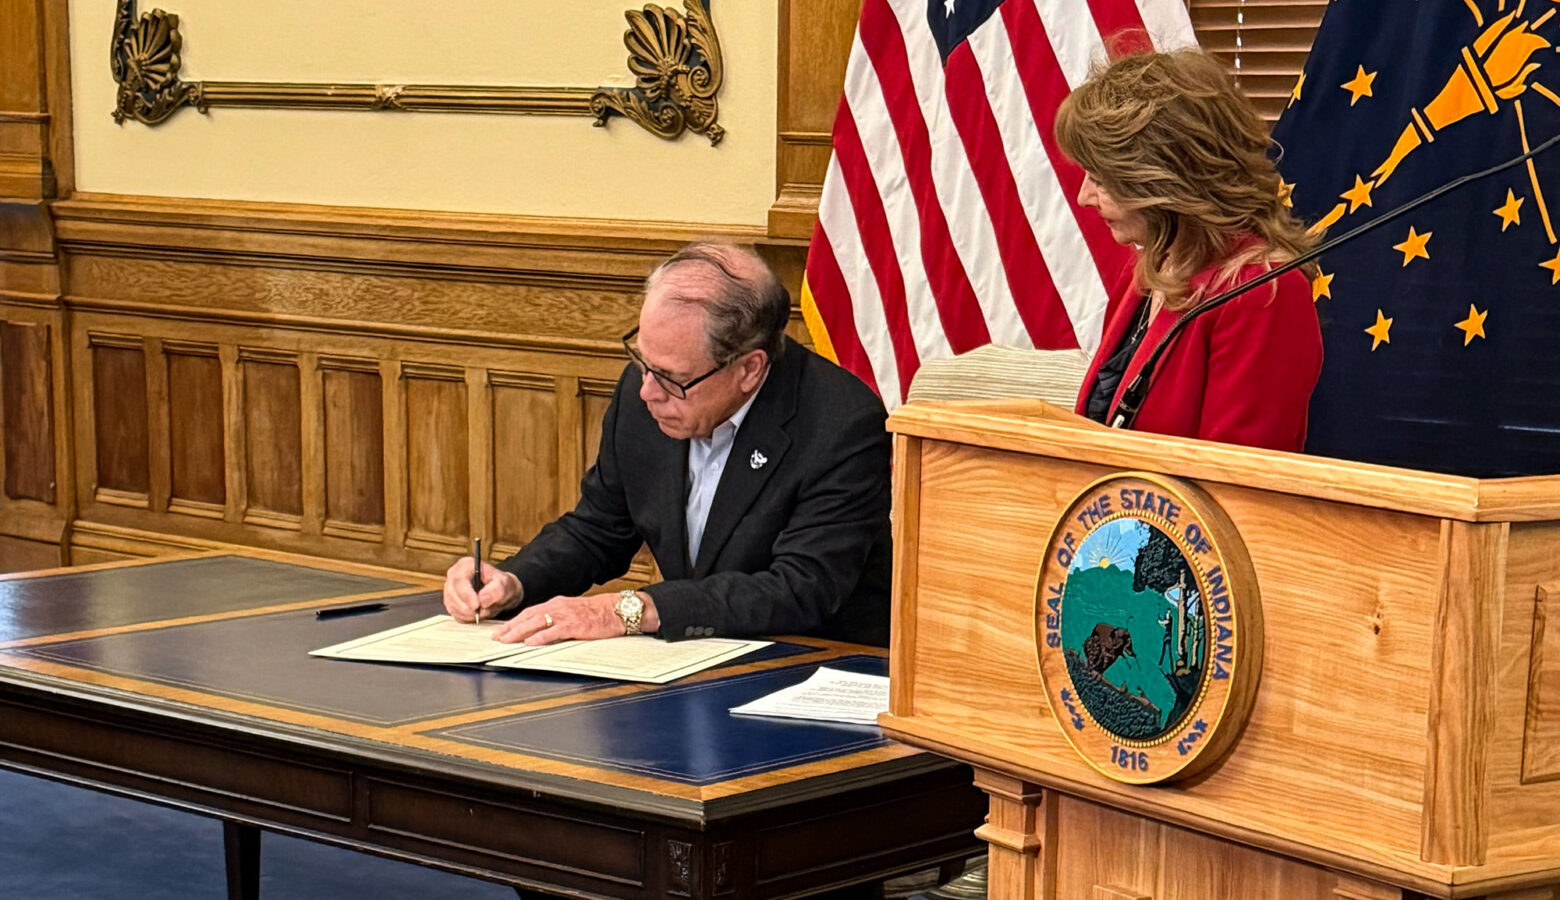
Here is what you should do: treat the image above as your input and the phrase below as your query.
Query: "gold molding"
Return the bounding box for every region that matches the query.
[108,0,725,144]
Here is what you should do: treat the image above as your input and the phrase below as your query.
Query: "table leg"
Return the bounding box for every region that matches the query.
[223,820,261,900]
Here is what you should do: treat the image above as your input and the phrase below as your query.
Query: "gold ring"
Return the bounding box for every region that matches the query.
[543,613,554,628]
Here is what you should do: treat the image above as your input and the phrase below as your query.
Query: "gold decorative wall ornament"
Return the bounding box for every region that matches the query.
[590,0,725,145]
[107,0,724,144]
[111,0,204,125]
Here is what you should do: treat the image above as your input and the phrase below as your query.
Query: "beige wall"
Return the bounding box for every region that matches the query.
[70,0,779,225]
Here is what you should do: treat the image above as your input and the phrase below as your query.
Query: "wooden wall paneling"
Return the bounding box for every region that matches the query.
[467,366,492,559]
[143,336,170,513]
[0,0,48,197]
[86,332,149,506]
[554,374,583,520]
[164,341,225,516]
[0,533,65,570]
[381,358,408,550]
[0,0,73,197]
[769,0,862,238]
[0,320,56,502]
[320,355,385,541]
[490,371,559,560]
[575,374,656,583]
[238,348,303,528]
[41,0,73,196]
[0,302,70,570]
[579,377,616,475]
[298,351,324,535]
[220,343,247,523]
[402,362,469,554]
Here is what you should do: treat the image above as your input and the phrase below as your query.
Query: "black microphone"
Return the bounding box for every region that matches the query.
[1109,129,1560,431]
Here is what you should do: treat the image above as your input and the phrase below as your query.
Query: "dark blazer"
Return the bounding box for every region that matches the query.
[498,337,893,646]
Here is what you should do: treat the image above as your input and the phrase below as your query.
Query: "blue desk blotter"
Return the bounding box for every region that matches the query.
[434,655,889,785]
[18,593,818,728]
[0,556,410,643]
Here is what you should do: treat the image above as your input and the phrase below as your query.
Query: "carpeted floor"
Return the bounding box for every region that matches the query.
[0,767,965,899]
[0,767,514,899]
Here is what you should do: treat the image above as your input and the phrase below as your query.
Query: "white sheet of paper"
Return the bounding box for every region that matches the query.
[485,635,770,684]
[728,666,889,725]
[310,615,539,665]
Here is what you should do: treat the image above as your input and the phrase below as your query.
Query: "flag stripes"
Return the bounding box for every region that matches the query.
[803,0,1197,406]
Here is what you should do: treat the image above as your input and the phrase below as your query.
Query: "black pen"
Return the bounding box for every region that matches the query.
[471,538,484,624]
[315,602,389,620]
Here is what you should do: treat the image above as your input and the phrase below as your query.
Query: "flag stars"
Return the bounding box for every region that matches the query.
[1340,175,1375,212]
[1278,177,1295,209]
[1455,305,1488,346]
[944,0,955,14]
[1341,66,1378,105]
[1393,227,1432,266]
[1495,189,1525,231]
[1312,270,1334,301]
[1541,246,1560,284]
[1365,309,1393,351]
[1289,72,1306,108]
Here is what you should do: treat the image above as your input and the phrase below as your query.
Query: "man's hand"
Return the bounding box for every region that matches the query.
[495,591,661,645]
[442,557,522,623]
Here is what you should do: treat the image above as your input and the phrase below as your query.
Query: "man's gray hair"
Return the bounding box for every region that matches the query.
[645,241,791,364]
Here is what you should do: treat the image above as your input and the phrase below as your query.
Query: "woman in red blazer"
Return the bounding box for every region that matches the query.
[1054,49,1322,453]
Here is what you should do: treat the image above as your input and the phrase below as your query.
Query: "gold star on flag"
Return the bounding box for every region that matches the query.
[1454,305,1488,346]
[1340,175,1374,213]
[1341,66,1377,105]
[1289,72,1306,108]
[1312,270,1334,300]
[1365,309,1393,351]
[1393,227,1432,266]
[1542,247,1560,284]
[1278,177,1295,209]
[1494,190,1524,231]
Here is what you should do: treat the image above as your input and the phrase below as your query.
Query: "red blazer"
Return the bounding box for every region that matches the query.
[1075,256,1322,452]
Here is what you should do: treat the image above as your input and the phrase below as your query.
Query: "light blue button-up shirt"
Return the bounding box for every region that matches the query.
[686,383,763,565]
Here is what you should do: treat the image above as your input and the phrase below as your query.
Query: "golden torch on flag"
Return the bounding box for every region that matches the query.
[1309,10,1551,235]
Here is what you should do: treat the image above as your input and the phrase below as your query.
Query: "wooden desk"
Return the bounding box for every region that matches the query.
[0,551,983,899]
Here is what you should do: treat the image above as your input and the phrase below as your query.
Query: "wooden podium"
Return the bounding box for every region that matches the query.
[882,399,1560,900]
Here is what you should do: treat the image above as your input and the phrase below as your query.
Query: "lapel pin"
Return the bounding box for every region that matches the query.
[750,450,768,470]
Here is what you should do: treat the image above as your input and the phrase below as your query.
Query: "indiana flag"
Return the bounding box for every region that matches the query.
[800,0,1197,406]
[1275,1,1560,476]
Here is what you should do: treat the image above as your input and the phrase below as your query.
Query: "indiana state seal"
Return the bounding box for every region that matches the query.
[1034,473,1262,784]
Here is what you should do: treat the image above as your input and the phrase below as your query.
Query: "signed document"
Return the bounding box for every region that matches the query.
[728,666,889,725]
[310,616,542,666]
[312,615,768,682]
[486,635,770,684]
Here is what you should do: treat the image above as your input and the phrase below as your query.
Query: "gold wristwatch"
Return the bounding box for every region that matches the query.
[615,589,644,635]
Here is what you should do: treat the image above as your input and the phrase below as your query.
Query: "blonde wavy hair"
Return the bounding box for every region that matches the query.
[1054,48,1315,309]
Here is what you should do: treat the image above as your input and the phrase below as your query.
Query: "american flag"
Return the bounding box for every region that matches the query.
[800,0,1198,406]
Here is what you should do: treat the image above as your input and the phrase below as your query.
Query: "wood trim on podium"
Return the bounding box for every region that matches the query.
[881,717,1464,898]
[888,401,1560,523]
[889,433,922,716]
[1422,521,1507,867]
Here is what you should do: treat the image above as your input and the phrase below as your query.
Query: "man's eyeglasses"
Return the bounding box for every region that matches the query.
[621,327,728,400]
